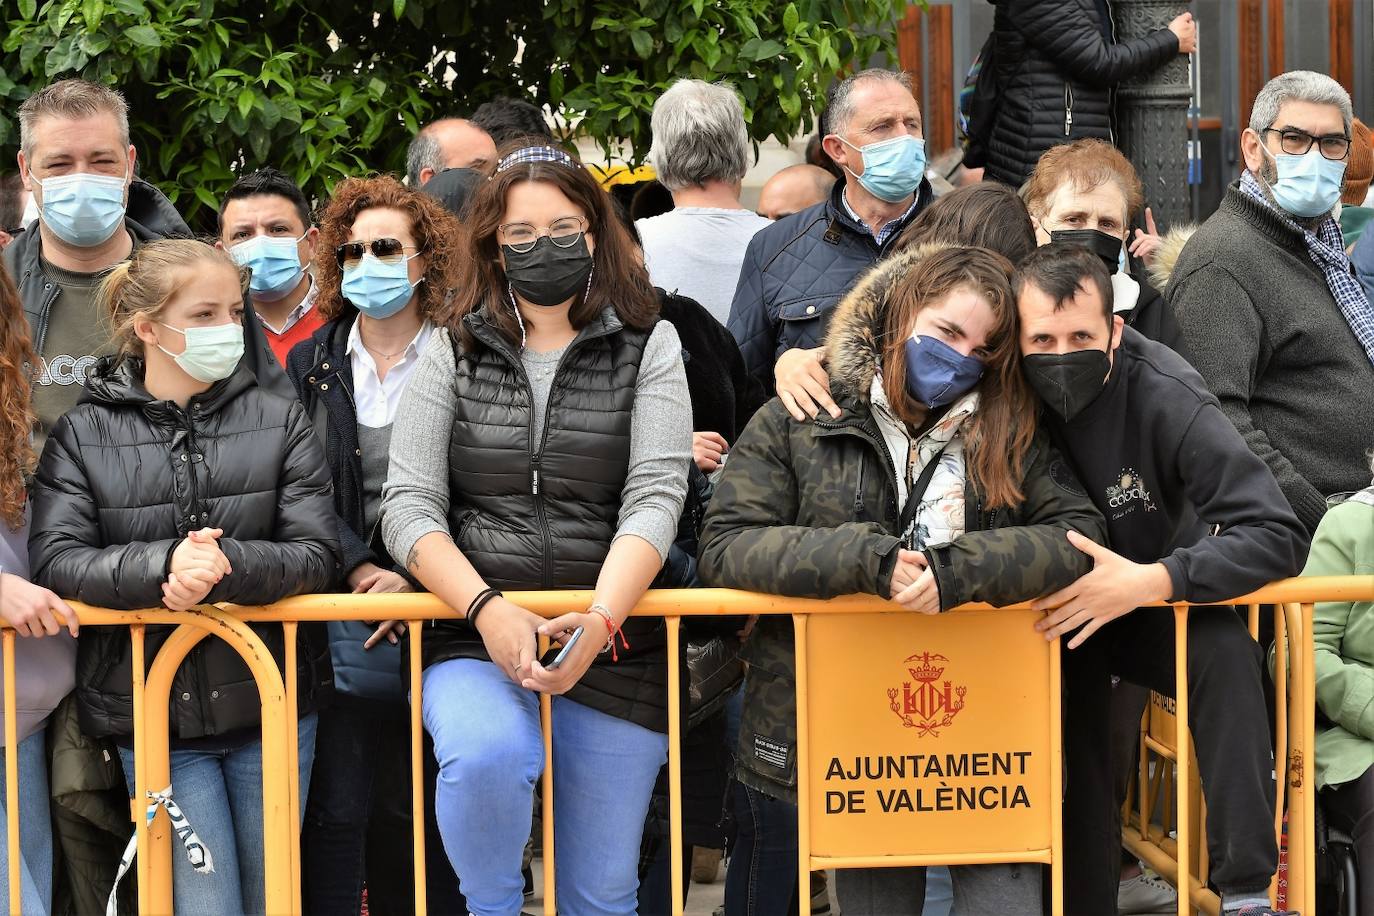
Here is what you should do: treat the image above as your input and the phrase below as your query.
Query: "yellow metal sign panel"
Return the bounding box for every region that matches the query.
[803,609,1055,859]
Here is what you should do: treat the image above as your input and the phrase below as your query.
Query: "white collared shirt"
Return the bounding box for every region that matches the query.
[347,318,435,428]
[257,275,319,336]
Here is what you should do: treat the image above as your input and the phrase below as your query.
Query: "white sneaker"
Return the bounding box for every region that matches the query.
[1118,871,1179,915]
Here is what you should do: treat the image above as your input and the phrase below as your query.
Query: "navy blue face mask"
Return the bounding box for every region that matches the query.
[903,335,985,408]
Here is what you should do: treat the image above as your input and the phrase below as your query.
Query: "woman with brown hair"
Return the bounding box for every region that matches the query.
[380,145,692,913]
[698,244,1106,915]
[285,175,464,914]
[0,263,76,916]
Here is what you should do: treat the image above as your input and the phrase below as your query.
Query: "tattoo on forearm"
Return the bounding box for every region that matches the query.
[406,533,453,576]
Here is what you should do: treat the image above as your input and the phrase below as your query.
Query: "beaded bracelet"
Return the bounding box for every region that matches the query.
[465,587,502,630]
[588,602,630,662]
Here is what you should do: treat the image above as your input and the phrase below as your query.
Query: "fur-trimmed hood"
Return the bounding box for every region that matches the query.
[1146,225,1198,291]
[824,241,955,402]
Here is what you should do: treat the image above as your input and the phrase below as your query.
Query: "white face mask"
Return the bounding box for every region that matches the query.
[157,322,244,383]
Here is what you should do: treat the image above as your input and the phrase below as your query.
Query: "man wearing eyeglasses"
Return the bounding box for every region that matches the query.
[1169,71,1374,536]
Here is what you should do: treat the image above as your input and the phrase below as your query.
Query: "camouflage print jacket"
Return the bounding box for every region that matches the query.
[697,245,1108,803]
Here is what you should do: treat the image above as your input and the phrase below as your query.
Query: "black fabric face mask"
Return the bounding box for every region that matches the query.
[501,235,594,307]
[1022,349,1111,422]
[1050,228,1124,274]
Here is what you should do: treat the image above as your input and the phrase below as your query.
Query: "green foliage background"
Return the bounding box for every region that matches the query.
[0,0,910,230]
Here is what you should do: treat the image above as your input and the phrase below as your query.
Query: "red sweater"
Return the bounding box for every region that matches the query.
[262,305,326,366]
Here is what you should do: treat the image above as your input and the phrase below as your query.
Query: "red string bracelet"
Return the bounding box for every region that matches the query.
[588,603,630,662]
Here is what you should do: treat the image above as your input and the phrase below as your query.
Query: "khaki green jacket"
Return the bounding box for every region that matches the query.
[697,245,1107,801]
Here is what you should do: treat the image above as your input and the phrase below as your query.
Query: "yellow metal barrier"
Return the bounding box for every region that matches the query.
[0,578,1361,915]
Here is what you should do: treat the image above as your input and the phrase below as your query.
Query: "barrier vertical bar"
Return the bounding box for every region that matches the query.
[793,614,811,914]
[284,620,302,914]
[1048,634,1063,916]
[1286,602,1316,916]
[410,622,428,915]
[4,629,19,916]
[667,617,684,916]
[1173,605,1190,916]
[541,633,555,916]
[1272,604,1289,874]
[129,626,152,911]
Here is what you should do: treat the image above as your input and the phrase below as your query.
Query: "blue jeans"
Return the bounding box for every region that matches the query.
[0,730,53,915]
[118,713,317,916]
[422,658,668,916]
[724,781,799,916]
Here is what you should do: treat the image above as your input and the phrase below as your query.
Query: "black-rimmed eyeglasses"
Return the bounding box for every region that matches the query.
[1261,127,1351,161]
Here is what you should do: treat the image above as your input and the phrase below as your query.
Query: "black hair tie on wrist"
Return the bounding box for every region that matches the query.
[465,587,503,630]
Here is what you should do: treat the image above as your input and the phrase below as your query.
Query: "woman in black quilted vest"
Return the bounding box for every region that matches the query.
[381,144,692,914]
[28,239,338,915]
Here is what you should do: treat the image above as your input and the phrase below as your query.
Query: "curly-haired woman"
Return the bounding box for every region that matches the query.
[0,263,76,916]
[285,175,465,915]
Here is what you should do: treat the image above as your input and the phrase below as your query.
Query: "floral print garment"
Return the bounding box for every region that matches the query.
[869,374,978,550]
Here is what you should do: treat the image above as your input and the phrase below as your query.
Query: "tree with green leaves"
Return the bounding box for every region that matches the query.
[1,0,909,229]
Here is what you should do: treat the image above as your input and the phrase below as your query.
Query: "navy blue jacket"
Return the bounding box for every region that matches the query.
[286,312,405,702]
[726,177,931,395]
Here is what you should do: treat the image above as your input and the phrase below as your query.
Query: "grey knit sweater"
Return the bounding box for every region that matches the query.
[382,321,692,569]
[1168,181,1374,533]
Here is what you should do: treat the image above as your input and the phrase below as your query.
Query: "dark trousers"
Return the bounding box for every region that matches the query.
[1324,763,1374,916]
[1062,607,1277,915]
[724,781,801,916]
[302,694,466,915]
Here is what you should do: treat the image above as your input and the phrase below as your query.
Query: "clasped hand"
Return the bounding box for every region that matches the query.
[162,527,231,610]
[888,548,941,615]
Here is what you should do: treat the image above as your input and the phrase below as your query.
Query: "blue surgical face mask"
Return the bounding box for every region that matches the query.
[839,134,927,203]
[1262,145,1347,219]
[38,171,128,247]
[341,253,420,320]
[903,335,984,409]
[157,322,245,384]
[229,233,307,302]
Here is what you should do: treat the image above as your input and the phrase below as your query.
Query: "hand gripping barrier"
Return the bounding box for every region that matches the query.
[1,577,1363,915]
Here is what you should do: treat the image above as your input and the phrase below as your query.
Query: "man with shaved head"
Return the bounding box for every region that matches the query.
[405,117,498,184]
[756,164,834,221]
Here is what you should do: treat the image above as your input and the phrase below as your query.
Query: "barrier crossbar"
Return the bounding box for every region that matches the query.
[1,577,1362,915]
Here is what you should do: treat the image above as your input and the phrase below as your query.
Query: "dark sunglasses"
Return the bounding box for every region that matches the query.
[334,237,418,269]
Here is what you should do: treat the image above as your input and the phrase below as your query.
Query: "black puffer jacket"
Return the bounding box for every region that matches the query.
[407,308,677,732]
[727,177,931,394]
[29,358,340,740]
[985,0,1179,187]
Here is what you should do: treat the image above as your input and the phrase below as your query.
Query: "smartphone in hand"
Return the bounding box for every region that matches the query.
[546,626,585,670]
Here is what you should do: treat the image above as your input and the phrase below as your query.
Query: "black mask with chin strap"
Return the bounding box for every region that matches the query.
[1049,228,1124,274]
[502,235,594,306]
[1022,349,1111,422]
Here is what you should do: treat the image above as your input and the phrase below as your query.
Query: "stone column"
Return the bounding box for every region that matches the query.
[1111,0,1192,229]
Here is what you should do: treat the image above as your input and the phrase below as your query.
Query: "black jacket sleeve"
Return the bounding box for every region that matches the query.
[284,339,376,580]
[925,439,1109,610]
[211,399,340,603]
[1008,0,1179,88]
[29,416,179,609]
[1158,402,1309,603]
